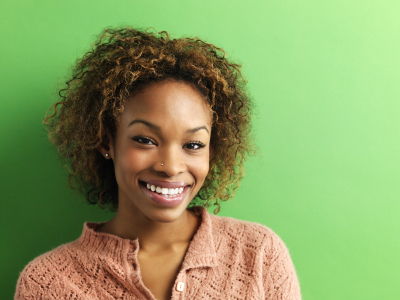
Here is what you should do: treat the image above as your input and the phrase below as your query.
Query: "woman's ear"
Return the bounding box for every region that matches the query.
[97,133,113,159]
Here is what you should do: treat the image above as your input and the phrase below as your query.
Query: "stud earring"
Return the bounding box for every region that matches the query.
[161,163,164,166]
[105,153,109,157]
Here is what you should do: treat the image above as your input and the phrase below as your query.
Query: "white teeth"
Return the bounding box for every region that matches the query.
[145,183,186,196]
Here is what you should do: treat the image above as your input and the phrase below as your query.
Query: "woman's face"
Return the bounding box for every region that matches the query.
[107,79,212,223]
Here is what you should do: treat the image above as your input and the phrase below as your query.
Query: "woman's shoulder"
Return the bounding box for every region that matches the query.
[208,213,289,254]
[17,242,72,272]
[190,207,294,266]
[17,241,76,290]
[14,236,89,299]
[207,213,301,299]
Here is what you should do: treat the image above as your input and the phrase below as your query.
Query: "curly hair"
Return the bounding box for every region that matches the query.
[44,26,257,214]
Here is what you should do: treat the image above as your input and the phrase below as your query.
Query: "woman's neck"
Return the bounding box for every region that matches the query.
[96,207,201,254]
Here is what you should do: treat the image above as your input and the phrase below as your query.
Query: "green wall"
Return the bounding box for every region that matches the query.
[1,0,399,299]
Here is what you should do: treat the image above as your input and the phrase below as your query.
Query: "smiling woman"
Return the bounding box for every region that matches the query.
[14,27,301,300]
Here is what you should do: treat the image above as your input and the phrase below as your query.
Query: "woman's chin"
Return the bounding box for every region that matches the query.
[141,206,191,223]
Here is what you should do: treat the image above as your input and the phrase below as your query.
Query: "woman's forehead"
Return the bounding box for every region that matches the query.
[120,80,212,130]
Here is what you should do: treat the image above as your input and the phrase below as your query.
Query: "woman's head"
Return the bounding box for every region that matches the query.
[99,79,212,222]
[44,27,256,214]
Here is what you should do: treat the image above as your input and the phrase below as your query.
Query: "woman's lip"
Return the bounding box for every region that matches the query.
[140,183,189,207]
[140,180,191,189]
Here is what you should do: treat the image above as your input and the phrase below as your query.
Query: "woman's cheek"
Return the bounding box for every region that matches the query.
[125,146,148,165]
[191,155,210,183]
[115,148,142,181]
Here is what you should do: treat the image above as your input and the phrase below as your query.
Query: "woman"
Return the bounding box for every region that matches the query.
[15,27,301,300]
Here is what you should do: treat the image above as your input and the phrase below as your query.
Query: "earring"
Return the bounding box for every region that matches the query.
[161,163,164,166]
[105,153,109,157]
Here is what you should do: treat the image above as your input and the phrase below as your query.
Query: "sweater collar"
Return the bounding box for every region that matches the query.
[75,206,218,270]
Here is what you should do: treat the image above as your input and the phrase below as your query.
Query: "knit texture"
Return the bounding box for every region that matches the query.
[15,207,301,299]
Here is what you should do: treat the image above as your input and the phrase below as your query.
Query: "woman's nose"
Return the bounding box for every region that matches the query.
[153,146,186,177]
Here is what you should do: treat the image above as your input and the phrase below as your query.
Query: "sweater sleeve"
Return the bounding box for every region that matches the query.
[262,230,301,300]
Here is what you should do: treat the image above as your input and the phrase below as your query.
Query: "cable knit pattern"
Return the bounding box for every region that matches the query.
[14,207,301,299]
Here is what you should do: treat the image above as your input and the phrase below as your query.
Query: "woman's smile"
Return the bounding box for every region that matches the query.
[139,180,191,207]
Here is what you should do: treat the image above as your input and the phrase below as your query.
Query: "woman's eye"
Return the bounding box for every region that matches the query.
[186,142,205,150]
[132,136,154,145]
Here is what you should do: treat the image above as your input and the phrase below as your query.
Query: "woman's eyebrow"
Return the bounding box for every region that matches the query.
[128,119,209,134]
[128,119,159,130]
[186,126,209,134]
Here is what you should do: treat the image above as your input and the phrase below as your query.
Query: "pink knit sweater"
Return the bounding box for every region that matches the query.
[15,207,301,299]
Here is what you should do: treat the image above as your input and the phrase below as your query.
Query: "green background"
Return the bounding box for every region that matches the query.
[1,0,399,299]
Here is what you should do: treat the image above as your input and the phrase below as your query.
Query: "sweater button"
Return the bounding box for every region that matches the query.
[176,282,185,291]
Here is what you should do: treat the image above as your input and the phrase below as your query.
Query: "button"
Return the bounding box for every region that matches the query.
[176,282,184,291]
